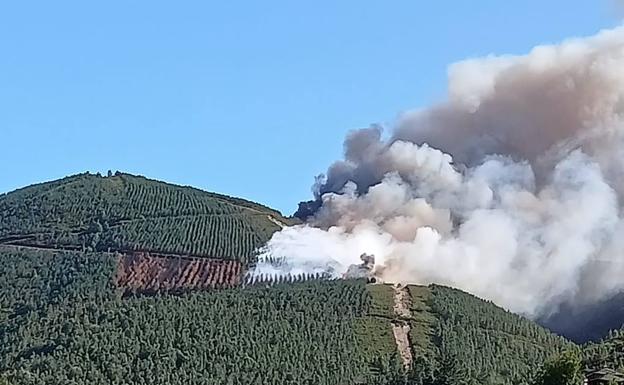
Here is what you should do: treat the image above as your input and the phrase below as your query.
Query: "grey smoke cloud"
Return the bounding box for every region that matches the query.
[254,26,624,316]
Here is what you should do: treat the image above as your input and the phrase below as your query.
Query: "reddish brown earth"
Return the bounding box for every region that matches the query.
[115,252,243,294]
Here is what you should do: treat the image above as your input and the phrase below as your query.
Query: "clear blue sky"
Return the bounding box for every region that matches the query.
[0,1,620,214]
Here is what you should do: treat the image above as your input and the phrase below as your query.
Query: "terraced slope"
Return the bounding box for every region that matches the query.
[115,253,244,293]
[0,172,288,262]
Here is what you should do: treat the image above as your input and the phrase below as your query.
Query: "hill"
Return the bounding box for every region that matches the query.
[0,174,576,384]
[0,172,289,262]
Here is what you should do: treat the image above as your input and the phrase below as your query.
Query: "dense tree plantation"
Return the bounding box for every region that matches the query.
[0,245,578,385]
[0,174,601,384]
[584,328,624,372]
[417,286,574,384]
[0,247,395,385]
[0,173,286,262]
[529,351,584,385]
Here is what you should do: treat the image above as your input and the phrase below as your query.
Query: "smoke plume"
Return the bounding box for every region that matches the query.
[254,26,624,317]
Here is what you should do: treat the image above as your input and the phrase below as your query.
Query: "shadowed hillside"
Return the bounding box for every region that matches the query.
[539,294,624,344]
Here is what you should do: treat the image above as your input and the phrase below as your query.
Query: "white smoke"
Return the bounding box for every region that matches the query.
[254,26,624,316]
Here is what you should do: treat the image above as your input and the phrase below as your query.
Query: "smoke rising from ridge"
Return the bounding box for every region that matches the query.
[254,26,624,316]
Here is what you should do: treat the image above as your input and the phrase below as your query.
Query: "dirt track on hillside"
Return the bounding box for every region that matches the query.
[392,284,414,368]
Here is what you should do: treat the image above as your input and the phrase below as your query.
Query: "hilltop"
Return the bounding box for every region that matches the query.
[0,172,296,293]
[0,172,289,261]
[0,174,577,384]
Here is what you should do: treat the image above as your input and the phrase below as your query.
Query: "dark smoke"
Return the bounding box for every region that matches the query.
[257,26,624,320]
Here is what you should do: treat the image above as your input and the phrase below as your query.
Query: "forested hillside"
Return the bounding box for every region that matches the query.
[0,174,579,384]
[0,172,288,262]
[0,247,382,384]
[420,286,574,383]
[0,246,572,384]
[584,327,624,372]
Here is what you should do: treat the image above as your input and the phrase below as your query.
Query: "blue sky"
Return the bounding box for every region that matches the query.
[0,1,620,214]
